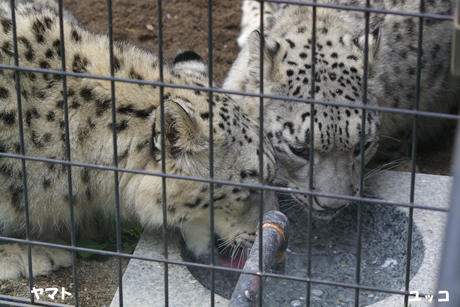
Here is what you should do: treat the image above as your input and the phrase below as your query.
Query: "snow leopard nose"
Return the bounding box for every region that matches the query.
[313,196,349,211]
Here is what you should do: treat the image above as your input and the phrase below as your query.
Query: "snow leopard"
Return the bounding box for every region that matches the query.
[0,0,278,279]
[224,0,458,215]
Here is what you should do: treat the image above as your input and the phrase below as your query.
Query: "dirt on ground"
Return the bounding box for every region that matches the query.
[63,0,242,86]
[0,0,457,306]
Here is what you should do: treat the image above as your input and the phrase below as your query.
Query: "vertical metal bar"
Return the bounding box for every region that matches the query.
[354,1,370,306]
[436,113,460,307]
[257,2,265,306]
[405,0,424,305]
[56,1,79,305]
[9,0,34,303]
[106,1,123,306]
[206,1,215,306]
[307,1,317,306]
[156,1,168,306]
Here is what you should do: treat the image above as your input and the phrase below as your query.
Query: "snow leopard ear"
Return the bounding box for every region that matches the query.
[248,30,281,62]
[247,30,283,80]
[172,51,207,75]
[352,27,381,55]
[152,100,206,160]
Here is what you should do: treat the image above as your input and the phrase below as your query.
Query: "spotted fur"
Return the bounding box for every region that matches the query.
[225,0,458,215]
[0,1,278,279]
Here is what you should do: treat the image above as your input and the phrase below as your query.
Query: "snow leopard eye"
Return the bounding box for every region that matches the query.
[353,141,372,157]
[289,144,309,160]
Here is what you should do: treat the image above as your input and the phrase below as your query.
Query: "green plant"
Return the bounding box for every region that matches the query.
[77,216,143,258]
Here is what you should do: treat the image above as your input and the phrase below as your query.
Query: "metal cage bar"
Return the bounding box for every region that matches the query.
[8,0,34,303]
[106,0,124,306]
[307,1,317,306]
[257,1,265,307]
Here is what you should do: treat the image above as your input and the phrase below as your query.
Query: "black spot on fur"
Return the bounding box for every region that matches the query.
[53,39,61,56]
[0,141,8,153]
[32,19,46,43]
[117,105,154,119]
[72,55,89,73]
[213,194,227,202]
[70,99,81,109]
[0,111,14,125]
[40,61,50,69]
[96,98,111,116]
[240,169,258,179]
[284,122,294,134]
[1,18,12,34]
[0,164,14,177]
[292,86,301,96]
[77,128,90,142]
[9,184,23,211]
[31,131,44,148]
[184,198,202,208]
[116,120,129,132]
[347,55,358,61]
[136,140,149,152]
[43,133,52,142]
[118,148,129,160]
[345,95,355,102]
[43,17,53,30]
[81,168,90,183]
[32,87,46,99]
[1,41,13,57]
[80,87,93,101]
[117,105,134,115]
[25,108,40,127]
[71,29,81,42]
[129,69,144,82]
[286,39,295,48]
[135,107,154,119]
[43,178,51,189]
[18,37,35,61]
[113,56,121,71]
[0,87,10,99]
[85,188,92,200]
[56,100,64,109]
[200,112,209,120]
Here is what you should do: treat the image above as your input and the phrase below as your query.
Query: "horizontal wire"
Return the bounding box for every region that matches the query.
[0,64,457,121]
[0,235,435,299]
[261,0,453,20]
[0,152,449,212]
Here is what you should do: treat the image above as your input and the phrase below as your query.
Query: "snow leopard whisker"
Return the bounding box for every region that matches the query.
[364,158,409,180]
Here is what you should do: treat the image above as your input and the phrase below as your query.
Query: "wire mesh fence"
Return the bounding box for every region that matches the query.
[0,0,458,306]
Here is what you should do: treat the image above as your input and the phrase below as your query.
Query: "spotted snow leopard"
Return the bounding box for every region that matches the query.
[224,0,458,215]
[0,0,278,279]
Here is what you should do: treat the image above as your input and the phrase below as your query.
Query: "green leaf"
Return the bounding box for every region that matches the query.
[77,238,110,258]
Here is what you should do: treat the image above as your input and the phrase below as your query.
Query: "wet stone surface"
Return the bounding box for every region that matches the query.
[185,200,424,307]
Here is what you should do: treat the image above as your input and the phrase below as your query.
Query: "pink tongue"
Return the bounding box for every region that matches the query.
[218,248,246,269]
